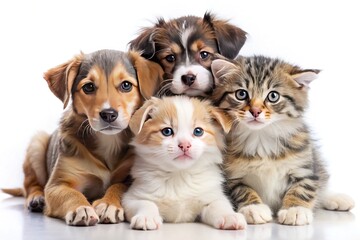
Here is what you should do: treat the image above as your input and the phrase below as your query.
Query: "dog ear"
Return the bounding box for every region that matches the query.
[129,51,164,100]
[203,12,247,59]
[43,53,83,108]
[128,27,156,59]
[210,107,233,134]
[129,97,159,134]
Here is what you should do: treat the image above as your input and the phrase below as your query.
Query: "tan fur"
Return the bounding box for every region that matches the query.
[3,50,163,225]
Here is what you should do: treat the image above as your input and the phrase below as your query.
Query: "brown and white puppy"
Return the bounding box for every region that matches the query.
[129,12,247,97]
[2,49,163,226]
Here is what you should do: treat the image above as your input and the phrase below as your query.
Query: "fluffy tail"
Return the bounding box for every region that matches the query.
[2,188,25,197]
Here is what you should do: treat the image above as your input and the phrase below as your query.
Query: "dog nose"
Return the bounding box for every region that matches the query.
[99,109,118,123]
[181,74,196,86]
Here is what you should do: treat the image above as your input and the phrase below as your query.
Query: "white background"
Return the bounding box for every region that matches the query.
[0,0,359,206]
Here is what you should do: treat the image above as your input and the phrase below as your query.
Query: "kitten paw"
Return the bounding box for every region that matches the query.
[94,203,124,224]
[65,206,99,226]
[277,206,313,225]
[239,204,272,224]
[213,213,247,230]
[130,214,163,230]
[322,193,355,211]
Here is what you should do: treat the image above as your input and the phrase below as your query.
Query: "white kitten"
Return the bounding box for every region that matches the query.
[122,96,247,230]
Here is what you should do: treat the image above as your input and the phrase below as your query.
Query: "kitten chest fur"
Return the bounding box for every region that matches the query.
[129,156,226,223]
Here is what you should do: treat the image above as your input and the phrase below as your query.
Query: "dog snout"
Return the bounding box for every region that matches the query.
[181,74,196,86]
[99,108,118,123]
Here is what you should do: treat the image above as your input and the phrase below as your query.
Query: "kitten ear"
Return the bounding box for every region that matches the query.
[211,59,237,84]
[210,107,233,134]
[129,97,158,134]
[292,69,321,87]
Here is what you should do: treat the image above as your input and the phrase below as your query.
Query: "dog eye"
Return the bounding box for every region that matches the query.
[199,51,210,60]
[120,81,133,92]
[267,91,280,103]
[193,127,204,137]
[165,54,176,63]
[161,127,174,137]
[235,89,248,101]
[82,83,96,94]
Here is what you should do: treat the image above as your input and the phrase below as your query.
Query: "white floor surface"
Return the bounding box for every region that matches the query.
[1,192,359,240]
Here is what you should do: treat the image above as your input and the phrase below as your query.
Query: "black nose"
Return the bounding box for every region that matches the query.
[181,74,196,86]
[99,108,118,123]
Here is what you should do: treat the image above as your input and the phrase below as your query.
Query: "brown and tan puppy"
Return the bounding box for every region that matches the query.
[2,49,163,226]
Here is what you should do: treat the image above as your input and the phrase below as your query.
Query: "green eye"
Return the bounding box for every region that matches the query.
[82,83,96,94]
[120,81,133,92]
[193,127,204,137]
[161,127,173,136]
[267,91,280,103]
[235,89,248,100]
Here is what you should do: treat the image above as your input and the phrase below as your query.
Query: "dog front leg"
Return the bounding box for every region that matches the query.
[92,183,127,224]
[44,184,99,226]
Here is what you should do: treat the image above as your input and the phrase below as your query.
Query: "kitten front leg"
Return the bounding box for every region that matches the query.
[230,183,272,224]
[201,199,247,230]
[278,178,317,225]
[92,183,127,224]
[122,199,163,230]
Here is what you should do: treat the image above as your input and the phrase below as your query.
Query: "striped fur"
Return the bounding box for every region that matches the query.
[211,56,331,225]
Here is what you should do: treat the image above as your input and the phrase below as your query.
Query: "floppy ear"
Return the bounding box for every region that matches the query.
[129,51,164,100]
[211,58,238,84]
[210,107,233,134]
[129,97,159,134]
[129,27,156,59]
[43,53,83,108]
[291,69,320,88]
[203,12,247,59]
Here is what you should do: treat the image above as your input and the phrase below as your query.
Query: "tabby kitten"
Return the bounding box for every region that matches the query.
[210,56,354,226]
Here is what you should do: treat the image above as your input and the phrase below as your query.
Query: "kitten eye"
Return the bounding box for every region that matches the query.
[82,83,96,94]
[267,91,280,103]
[193,127,204,137]
[235,89,248,101]
[161,127,174,137]
[199,51,210,60]
[120,81,133,92]
[165,54,176,63]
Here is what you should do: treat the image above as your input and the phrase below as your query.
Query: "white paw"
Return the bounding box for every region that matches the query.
[322,193,355,211]
[130,214,163,230]
[277,206,313,225]
[94,203,124,224]
[65,206,99,226]
[212,212,247,230]
[239,204,273,224]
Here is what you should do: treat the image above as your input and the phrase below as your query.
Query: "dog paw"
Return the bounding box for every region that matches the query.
[213,212,247,230]
[65,206,99,226]
[130,214,163,230]
[277,206,313,225]
[322,193,355,211]
[94,203,124,224]
[239,204,273,224]
[27,195,45,212]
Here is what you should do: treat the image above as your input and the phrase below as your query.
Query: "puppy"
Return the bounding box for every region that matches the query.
[129,12,247,97]
[122,96,247,230]
[2,49,163,226]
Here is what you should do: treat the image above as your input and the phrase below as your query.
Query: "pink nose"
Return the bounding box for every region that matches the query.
[178,141,191,152]
[250,107,262,118]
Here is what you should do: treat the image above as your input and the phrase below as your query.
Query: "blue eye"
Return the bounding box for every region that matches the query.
[267,91,280,103]
[161,127,173,136]
[193,127,204,137]
[235,89,248,101]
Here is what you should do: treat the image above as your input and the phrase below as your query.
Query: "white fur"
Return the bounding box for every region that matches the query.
[171,65,213,96]
[321,193,355,211]
[278,206,313,225]
[65,206,99,226]
[239,203,273,224]
[122,97,246,230]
